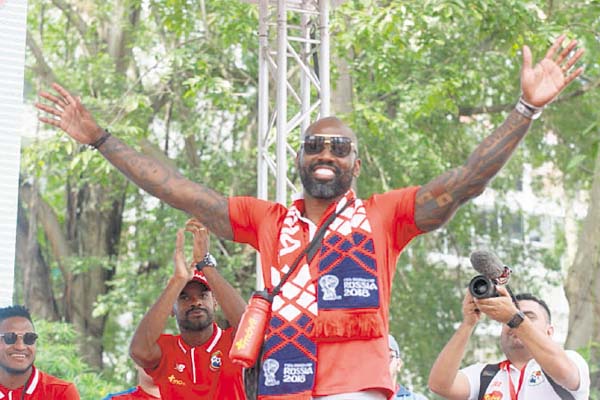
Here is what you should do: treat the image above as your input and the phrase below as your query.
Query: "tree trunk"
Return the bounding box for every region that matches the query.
[331,54,353,115]
[565,147,600,392]
[16,188,59,321]
[65,180,125,369]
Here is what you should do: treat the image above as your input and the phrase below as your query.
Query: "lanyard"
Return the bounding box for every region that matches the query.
[500,360,527,400]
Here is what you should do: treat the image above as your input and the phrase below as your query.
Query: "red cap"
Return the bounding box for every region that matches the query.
[191,270,211,290]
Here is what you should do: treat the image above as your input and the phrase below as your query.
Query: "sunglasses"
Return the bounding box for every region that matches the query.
[302,135,355,158]
[0,332,38,345]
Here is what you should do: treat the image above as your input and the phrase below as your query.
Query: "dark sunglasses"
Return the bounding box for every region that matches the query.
[302,135,355,158]
[0,332,38,345]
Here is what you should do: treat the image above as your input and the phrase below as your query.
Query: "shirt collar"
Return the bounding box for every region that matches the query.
[176,323,222,354]
[0,366,39,398]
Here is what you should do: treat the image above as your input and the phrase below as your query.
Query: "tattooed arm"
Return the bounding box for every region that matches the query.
[35,83,233,239]
[415,34,584,232]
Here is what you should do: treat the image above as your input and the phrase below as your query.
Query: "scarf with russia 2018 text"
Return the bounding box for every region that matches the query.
[257,190,384,400]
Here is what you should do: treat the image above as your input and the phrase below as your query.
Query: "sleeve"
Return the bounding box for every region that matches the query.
[228,196,282,249]
[62,383,81,399]
[145,335,171,381]
[460,363,487,400]
[367,187,422,252]
[564,350,590,397]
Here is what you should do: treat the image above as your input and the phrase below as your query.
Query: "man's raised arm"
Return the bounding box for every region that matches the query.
[186,219,247,329]
[428,292,480,400]
[129,229,192,370]
[35,83,233,239]
[415,34,584,232]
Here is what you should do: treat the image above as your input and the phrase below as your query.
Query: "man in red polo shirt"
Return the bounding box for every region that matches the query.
[129,220,247,399]
[0,305,80,399]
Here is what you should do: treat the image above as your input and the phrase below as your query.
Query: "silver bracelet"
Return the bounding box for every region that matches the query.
[515,97,544,120]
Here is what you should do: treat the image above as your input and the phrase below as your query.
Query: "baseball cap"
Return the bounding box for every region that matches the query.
[388,334,401,359]
[191,270,211,290]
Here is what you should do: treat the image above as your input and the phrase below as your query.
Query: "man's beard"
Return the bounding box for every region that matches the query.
[178,308,214,331]
[299,161,353,199]
[0,362,33,375]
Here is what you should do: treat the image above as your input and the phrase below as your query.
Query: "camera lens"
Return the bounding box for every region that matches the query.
[468,275,497,299]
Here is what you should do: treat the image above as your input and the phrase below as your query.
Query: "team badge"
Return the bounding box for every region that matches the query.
[210,350,223,371]
[174,363,185,373]
[528,369,545,386]
[483,391,503,400]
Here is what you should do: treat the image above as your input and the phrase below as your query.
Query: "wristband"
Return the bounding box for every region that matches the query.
[515,97,544,120]
[507,310,526,329]
[195,253,217,271]
[89,130,111,150]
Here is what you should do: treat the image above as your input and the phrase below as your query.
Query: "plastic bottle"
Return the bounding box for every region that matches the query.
[229,290,272,368]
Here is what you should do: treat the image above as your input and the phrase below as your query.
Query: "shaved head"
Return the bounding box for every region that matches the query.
[304,117,358,148]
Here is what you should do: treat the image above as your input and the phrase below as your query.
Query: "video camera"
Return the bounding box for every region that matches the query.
[468,250,512,299]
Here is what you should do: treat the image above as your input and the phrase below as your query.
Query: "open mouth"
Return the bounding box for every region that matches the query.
[311,164,339,180]
[9,353,29,361]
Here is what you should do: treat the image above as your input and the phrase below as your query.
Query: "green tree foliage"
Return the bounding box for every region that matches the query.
[34,319,121,398]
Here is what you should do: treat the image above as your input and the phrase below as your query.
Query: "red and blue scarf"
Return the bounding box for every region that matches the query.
[258,191,384,399]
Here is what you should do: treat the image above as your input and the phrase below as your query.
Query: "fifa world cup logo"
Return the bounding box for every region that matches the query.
[263,359,280,387]
[319,275,341,301]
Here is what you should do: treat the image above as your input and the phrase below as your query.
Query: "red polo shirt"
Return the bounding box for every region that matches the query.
[0,366,80,399]
[147,323,246,399]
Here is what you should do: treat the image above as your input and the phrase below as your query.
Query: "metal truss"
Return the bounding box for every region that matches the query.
[253,0,331,205]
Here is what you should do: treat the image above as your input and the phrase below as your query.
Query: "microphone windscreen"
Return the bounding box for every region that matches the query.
[470,250,505,280]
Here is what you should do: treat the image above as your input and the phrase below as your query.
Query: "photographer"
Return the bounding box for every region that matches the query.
[428,288,590,400]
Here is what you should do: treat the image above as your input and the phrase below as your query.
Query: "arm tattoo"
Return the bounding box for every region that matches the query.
[99,135,233,239]
[415,110,531,232]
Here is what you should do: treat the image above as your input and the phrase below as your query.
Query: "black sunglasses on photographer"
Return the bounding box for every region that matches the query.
[301,135,356,158]
[0,332,38,345]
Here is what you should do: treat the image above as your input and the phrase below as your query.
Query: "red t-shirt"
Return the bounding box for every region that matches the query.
[229,187,422,398]
[0,366,80,399]
[147,324,246,399]
[102,386,160,399]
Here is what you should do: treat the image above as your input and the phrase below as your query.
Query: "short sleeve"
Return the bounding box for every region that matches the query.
[61,383,81,399]
[460,363,487,400]
[565,350,590,397]
[366,187,422,252]
[145,335,171,381]
[228,196,279,249]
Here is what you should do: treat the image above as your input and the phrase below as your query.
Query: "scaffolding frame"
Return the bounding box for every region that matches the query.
[254,0,331,205]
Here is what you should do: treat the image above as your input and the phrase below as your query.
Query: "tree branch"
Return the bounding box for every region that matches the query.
[50,0,89,42]
[20,181,71,271]
[26,33,59,86]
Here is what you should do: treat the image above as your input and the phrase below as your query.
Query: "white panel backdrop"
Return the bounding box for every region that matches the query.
[0,0,28,307]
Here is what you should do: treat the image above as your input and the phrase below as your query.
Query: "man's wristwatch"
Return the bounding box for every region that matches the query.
[195,253,217,271]
[515,97,544,120]
[507,310,526,329]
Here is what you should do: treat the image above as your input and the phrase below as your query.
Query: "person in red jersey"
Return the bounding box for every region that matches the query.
[129,220,247,399]
[102,366,160,399]
[0,305,80,399]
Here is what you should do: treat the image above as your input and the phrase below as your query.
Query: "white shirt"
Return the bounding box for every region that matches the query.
[460,350,590,400]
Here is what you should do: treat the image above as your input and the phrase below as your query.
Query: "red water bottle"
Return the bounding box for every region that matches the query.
[230,290,272,368]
